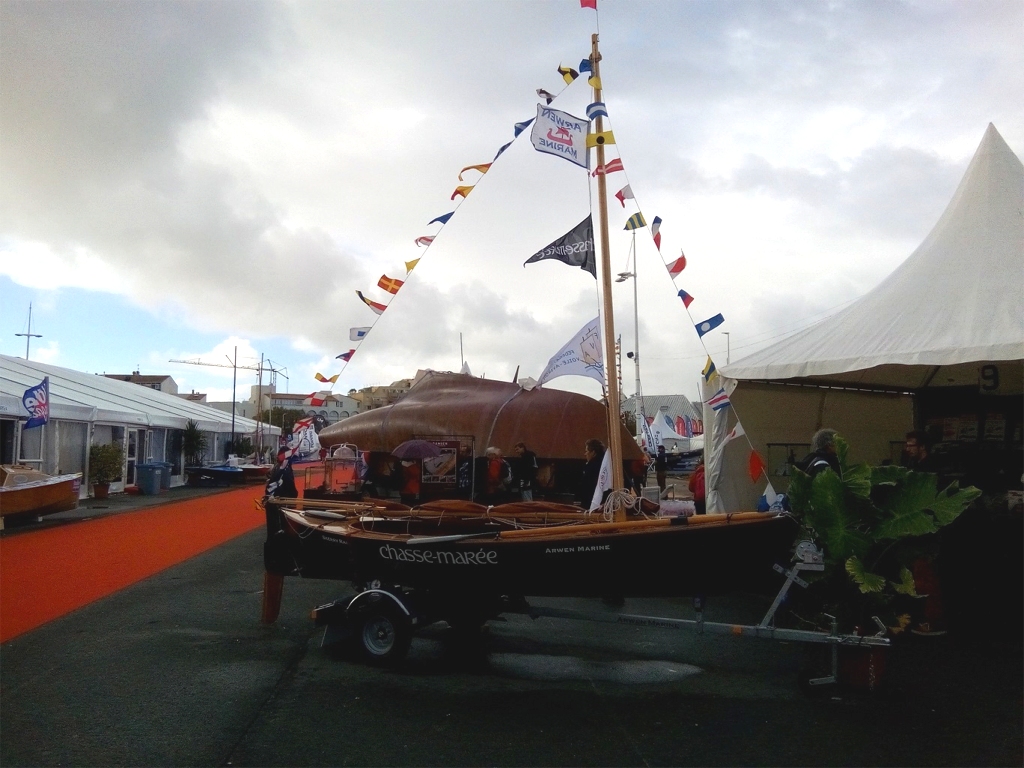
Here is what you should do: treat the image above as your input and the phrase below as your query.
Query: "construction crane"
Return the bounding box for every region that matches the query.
[169,352,289,458]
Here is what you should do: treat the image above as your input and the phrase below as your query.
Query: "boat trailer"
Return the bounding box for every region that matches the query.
[309,540,890,687]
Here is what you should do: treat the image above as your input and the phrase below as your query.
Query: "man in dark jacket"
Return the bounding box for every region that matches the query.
[654,445,668,492]
[796,428,841,478]
[265,449,298,498]
[512,442,538,502]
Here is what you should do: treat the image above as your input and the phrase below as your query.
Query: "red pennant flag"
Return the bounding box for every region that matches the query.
[451,185,473,200]
[581,0,597,8]
[356,290,387,315]
[748,450,767,482]
[414,236,434,247]
[651,216,662,251]
[614,184,634,207]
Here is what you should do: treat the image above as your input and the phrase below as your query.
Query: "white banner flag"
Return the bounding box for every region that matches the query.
[590,448,613,511]
[530,104,590,169]
[537,317,604,386]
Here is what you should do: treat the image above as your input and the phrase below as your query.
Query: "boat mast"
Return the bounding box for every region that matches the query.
[590,33,624,490]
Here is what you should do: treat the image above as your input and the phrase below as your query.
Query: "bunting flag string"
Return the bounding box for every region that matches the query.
[586,102,608,120]
[651,216,662,251]
[493,140,513,160]
[557,65,579,84]
[678,289,695,308]
[536,89,555,105]
[588,75,602,89]
[701,356,717,381]
[356,290,387,315]
[707,387,731,412]
[428,212,454,225]
[624,212,646,230]
[405,258,420,273]
[586,130,615,147]
[695,313,725,338]
[591,157,622,176]
[579,58,593,74]
[315,373,339,384]
[414,236,434,247]
[350,327,369,341]
[614,184,634,207]
[304,392,328,407]
[514,118,535,136]
[451,185,474,200]
[580,0,597,8]
[378,275,404,294]
[458,163,492,180]
[748,450,767,482]
[666,252,687,278]
[336,350,355,362]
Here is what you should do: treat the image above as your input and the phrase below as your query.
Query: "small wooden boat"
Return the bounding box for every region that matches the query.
[0,464,82,519]
[185,465,245,486]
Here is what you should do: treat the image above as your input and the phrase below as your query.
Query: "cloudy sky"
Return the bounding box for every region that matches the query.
[2,0,1021,404]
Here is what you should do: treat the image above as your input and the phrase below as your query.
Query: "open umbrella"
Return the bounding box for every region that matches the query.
[390,439,442,460]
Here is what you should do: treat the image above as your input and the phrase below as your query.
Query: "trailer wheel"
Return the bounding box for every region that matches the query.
[354,604,411,666]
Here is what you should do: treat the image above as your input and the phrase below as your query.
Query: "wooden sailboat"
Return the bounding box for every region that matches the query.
[261,34,795,624]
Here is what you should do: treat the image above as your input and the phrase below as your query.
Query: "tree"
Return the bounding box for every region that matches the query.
[182,419,208,466]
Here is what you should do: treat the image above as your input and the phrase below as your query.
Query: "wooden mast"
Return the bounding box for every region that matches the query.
[590,33,625,493]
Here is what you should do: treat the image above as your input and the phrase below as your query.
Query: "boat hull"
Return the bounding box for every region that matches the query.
[346,515,796,598]
[0,474,82,517]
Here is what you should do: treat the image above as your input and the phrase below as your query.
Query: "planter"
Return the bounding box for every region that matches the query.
[92,483,110,500]
[838,645,888,692]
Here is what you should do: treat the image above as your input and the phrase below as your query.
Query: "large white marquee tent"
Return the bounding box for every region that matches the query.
[707,124,1023,513]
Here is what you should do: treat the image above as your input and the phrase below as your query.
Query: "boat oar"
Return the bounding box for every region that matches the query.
[405,531,502,545]
[261,571,284,624]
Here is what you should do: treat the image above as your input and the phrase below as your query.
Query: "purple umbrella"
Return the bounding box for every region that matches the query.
[390,439,442,460]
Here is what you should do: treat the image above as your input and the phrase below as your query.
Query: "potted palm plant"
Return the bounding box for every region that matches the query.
[88,443,125,499]
[786,435,980,689]
[182,419,208,485]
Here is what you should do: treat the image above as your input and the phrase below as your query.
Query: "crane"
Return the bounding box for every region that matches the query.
[169,352,289,457]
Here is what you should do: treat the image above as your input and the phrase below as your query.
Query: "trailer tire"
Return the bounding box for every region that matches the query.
[353,604,411,666]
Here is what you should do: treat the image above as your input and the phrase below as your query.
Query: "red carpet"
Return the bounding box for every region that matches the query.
[0,486,266,643]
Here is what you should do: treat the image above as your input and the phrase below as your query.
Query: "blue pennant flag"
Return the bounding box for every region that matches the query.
[22,376,49,429]
[579,58,593,74]
[493,141,513,160]
[586,102,608,120]
[428,212,454,226]
[695,313,725,338]
[514,117,535,137]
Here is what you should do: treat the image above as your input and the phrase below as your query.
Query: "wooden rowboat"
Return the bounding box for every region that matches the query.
[0,464,81,518]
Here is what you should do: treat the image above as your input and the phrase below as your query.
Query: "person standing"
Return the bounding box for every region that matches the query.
[796,428,841,478]
[512,442,538,502]
[655,445,668,493]
[482,447,512,505]
[265,449,298,499]
[400,459,421,506]
[688,457,706,515]
[579,439,605,507]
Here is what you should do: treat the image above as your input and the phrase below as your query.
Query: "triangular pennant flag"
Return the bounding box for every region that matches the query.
[336,350,355,362]
[701,356,716,380]
[579,58,593,74]
[679,289,695,309]
[523,215,596,278]
[588,75,602,89]
[695,313,725,338]
[514,117,535,136]
[667,252,687,278]
[624,212,646,230]
[356,290,387,315]
[315,373,339,384]
[591,158,623,176]
[651,216,662,251]
[558,65,579,84]
[451,185,474,200]
[748,450,767,483]
[405,258,420,273]
[586,130,615,148]
[414,236,434,247]
[378,275,404,295]
[536,89,555,105]
[458,163,491,181]
[494,140,513,160]
[614,184,634,207]
[428,212,454,225]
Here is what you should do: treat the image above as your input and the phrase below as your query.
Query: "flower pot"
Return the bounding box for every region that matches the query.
[838,645,888,691]
[92,483,110,500]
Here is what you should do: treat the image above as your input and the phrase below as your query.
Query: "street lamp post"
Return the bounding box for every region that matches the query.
[615,267,642,448]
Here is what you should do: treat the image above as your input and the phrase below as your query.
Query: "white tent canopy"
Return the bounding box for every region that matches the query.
[0,354,275,435]
[722,124,1024,390]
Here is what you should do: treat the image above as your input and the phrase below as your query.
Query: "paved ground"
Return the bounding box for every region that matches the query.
[1,487,1021,767]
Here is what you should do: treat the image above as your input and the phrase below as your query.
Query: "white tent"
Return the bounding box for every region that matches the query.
[706,124,1024,512]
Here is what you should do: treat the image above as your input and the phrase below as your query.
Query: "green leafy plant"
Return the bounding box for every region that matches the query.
[182,419,207,466]
[88,443,125,485]
[787,436,980,633]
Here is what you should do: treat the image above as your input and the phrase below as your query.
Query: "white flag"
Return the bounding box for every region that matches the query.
[537,317,604,386]
[723,422,746,445]
[530,104,590,169]
[350,327,370,341]
[460,361,472,376]
[589,448,613,511]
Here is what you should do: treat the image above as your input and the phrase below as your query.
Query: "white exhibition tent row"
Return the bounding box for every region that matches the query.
[1,353,280,493]
[705,124,1024,512]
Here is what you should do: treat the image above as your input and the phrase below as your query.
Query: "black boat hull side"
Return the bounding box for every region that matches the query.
[263,503,355,581]
[346,516,798,598]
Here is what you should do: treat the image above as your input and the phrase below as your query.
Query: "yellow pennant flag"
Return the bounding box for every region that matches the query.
[586,130,616,148]
[405,258,420,273]
[451,185,474,200]
[458,163,492,181]
[588,75,602,90]
[315,373,339,384]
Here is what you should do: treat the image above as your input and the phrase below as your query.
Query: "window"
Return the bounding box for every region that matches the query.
[19,425,43,464]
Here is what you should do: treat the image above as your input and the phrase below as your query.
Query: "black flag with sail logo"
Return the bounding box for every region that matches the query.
[523,215,596,278]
